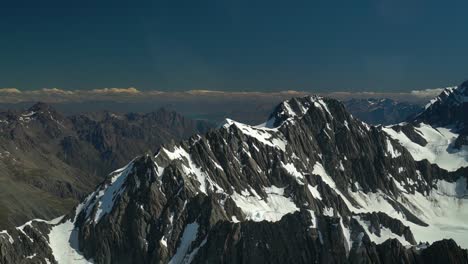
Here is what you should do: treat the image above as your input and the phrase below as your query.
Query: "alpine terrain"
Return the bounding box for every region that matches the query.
[0,103,212,229]
[1,83,468,263]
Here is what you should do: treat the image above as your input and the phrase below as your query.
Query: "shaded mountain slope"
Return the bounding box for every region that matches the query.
[0,96,466,263]
[0,103,212,229]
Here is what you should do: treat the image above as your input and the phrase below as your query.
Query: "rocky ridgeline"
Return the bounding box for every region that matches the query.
[0,103,212,229]
[1,96,467,263]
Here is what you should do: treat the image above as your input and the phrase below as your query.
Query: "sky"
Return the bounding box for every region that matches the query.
[1,0,468,92]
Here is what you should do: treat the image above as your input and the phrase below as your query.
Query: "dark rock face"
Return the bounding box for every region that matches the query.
[67,108,212,176]
[0,103,212,229]
[1,96,467,263]
[374,239,420,264]
[343,98,422,125]
[0,221,55,264]
[420,239,468,264]
[358,212,416,245]
[192,213,348,264]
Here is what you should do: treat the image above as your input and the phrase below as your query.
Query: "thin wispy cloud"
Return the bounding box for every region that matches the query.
[33,88,75,95]
[0,86,446,104]
[89,87,141,94]
[410,87,449,98]
[0,88,22,93]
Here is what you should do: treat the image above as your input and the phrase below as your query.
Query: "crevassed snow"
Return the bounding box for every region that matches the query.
[383,123,468,171]
[397,186,468,248]
[236,135,468,248]
[168,222,199,264]
[231,186,298,222]
[343,178,468,248]
[436,178,467,197]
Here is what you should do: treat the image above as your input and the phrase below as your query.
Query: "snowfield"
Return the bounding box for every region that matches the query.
[383,123,468,171]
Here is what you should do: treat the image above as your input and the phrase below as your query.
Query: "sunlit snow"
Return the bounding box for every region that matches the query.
[383,123,468,171]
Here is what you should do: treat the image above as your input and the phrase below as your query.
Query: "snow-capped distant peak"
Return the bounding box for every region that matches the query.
[424,84,468,110]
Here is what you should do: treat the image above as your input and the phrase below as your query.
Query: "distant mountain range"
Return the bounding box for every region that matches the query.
[1,81,467,263]
[0,103,212,229]
[343,98,422,125]
[0,96,424,127]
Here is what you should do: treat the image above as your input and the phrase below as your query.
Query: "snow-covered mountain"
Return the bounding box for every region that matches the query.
[1,95,467,263]
[384,81,468,172]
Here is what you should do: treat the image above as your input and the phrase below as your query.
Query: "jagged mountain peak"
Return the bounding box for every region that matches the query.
[1,96,468,263]
[17,101,66,126]
[413,81,468,127]
[217,95,361,138]
[28,101,55,113]
[414,81,468,126]
[424,84,467,110]
[263,95,338,128]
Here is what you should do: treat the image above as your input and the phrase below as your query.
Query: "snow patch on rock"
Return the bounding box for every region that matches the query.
[383,123,468,171]
[231,186,298,222]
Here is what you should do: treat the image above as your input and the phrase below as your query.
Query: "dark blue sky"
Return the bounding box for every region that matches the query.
[1,0,467,92]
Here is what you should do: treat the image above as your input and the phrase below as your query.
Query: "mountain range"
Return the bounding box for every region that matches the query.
[0,82,467,263]
[0,103,212,229]
[343,98,422,125]
[0,96,423,127]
